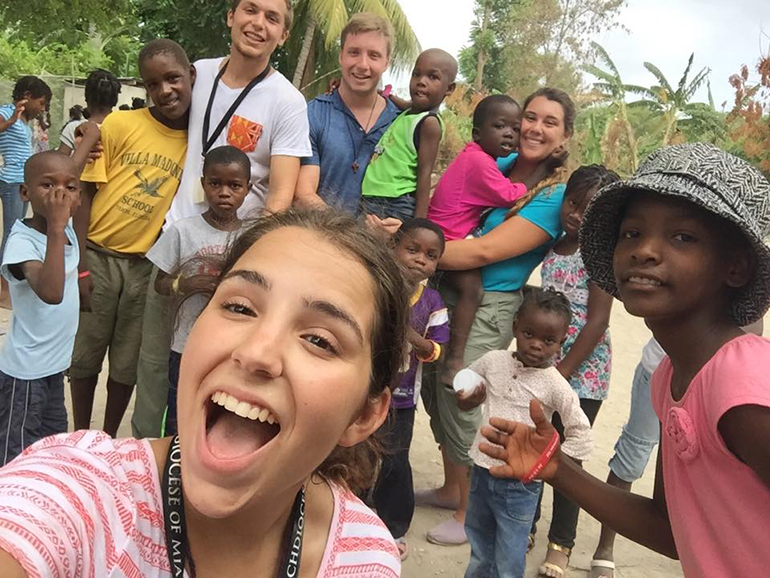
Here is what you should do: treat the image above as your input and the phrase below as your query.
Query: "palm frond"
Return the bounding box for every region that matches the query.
[684,66,710,100]
[628,99,662,111]
[676,52,695,95]
[643,62,673,94]
[353,0,420,71]
[306,0,349,50]
[589,40,620,79]
[583,64,616,85]
[624,84,659,100]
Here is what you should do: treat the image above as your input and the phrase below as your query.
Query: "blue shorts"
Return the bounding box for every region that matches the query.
[0,370,68,465]
[607,363,660,483]
[359,194,416,222]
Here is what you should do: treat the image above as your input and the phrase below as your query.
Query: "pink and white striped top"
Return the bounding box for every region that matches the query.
[0,431,400,578]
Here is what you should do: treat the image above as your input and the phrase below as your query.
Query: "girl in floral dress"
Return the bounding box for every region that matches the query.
[533,165,620,577]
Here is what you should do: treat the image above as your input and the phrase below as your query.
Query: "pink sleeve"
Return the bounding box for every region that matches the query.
[0,432,145,578]
[463,154,528,208]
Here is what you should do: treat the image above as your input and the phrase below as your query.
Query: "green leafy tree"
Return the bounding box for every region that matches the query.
[289,0,419,91]
[459,0,517,92]
[633,53,713,146]
[583,41,648,171]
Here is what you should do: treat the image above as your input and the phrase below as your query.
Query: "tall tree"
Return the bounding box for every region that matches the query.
[458,0,515,92]
[633,53,712,146]
[288,0,419,90]
[728,55,770,177]
[583,41,646,171]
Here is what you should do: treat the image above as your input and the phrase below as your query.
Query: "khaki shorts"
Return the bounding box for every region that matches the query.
[421,288,523,467]
[70,248,153,385]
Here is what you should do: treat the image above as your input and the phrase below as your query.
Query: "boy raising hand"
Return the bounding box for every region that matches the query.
[0,152,81,464]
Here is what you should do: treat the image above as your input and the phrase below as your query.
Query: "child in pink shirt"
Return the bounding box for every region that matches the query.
[428,95,559,385]
[476,143,770,577]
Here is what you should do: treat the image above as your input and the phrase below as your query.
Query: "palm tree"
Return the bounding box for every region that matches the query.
[289,0,420,91]
[634,53,711,146]
[583,41,647,171]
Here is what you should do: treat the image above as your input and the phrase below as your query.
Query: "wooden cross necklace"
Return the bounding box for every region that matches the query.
[348,95,379,173]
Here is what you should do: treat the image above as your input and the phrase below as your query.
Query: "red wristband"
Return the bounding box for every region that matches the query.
[521,429,560,483]
[78,270,91,279]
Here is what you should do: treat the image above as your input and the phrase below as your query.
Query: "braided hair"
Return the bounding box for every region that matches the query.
[564,165,620,203]
[84,69,121,112]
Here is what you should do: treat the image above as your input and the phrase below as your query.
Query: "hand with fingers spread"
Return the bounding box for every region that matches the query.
[12,99,28,122]
[478,398,562,481]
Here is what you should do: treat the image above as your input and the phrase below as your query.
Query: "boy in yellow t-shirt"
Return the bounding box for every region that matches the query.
[71,39,196,437]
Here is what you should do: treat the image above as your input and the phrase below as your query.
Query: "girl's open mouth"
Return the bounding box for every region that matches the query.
[204,391,281,460]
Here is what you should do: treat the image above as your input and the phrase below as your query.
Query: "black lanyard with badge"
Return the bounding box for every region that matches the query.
[201,60,271,156]
[162,435,307,578]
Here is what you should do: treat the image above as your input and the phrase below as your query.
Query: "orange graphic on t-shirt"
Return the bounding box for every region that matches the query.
[228,115,263,153]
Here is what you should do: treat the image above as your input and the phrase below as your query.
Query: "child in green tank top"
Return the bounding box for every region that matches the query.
[360,49,457,221]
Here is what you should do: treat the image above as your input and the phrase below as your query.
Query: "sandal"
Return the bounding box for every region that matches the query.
[538,542,571,577]
[590,559,615,577]
[527,533,536,553]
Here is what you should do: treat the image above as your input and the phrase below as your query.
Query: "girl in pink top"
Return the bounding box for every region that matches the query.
[475,143,770,577]
[0,209,405,577]
[427,95,560,385]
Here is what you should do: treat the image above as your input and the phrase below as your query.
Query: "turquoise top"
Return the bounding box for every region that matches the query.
[480,154,565,292]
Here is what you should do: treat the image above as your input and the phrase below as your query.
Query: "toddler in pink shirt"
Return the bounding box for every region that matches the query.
[428,95,561,386]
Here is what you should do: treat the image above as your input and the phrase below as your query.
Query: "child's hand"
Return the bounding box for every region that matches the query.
[544,146,569,172]
[365,214,402,238]
[11,100,27,122]
[457,382,486,411]
[74,122,103,163]
[44,187,77,232]
[479,399,561,481]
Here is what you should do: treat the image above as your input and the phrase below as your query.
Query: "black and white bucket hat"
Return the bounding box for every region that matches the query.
[579,142,770,326]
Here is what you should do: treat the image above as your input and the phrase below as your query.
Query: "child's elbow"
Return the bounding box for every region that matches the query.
[40,291,64,305]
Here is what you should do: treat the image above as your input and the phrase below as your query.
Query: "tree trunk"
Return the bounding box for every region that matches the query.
[474,2,491,91]
[619,103,638,172]
[662,111,677,146]
[293,18,317,88]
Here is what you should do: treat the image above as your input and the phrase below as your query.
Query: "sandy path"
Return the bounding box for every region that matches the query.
[5,296,763,577]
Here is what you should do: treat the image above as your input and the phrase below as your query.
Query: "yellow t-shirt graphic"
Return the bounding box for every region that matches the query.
[81,109,187,255]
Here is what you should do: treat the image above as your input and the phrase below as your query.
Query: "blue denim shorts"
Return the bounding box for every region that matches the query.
[608,363,660,482]
[359,193,416,222]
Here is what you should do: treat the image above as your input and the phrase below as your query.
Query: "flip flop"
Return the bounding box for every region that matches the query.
[590,559,615,577]
[414,488,460,511]
[426,519,467,546]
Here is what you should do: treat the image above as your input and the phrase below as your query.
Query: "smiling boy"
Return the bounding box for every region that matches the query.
[165,0,310,224]
[295,13,401,213]
[70,39,195,437]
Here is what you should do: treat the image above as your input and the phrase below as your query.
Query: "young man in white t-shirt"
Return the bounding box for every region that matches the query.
[164,0,311,225]
[132,0,311,439]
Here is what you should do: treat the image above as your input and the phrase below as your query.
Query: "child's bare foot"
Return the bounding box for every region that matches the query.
[440,356,464,387]
[538,543,570,577]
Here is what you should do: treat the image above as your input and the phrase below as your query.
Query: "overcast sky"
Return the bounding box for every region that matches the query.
[384,0,769,110]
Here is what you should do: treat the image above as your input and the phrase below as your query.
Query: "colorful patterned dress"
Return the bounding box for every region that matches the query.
[541,248,611,400]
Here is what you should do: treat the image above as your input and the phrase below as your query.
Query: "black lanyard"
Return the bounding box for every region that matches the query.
[201,60,271,155]
[162,436,307,578]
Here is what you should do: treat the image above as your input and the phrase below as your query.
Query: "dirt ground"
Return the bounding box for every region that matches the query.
[7,293,764,577]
